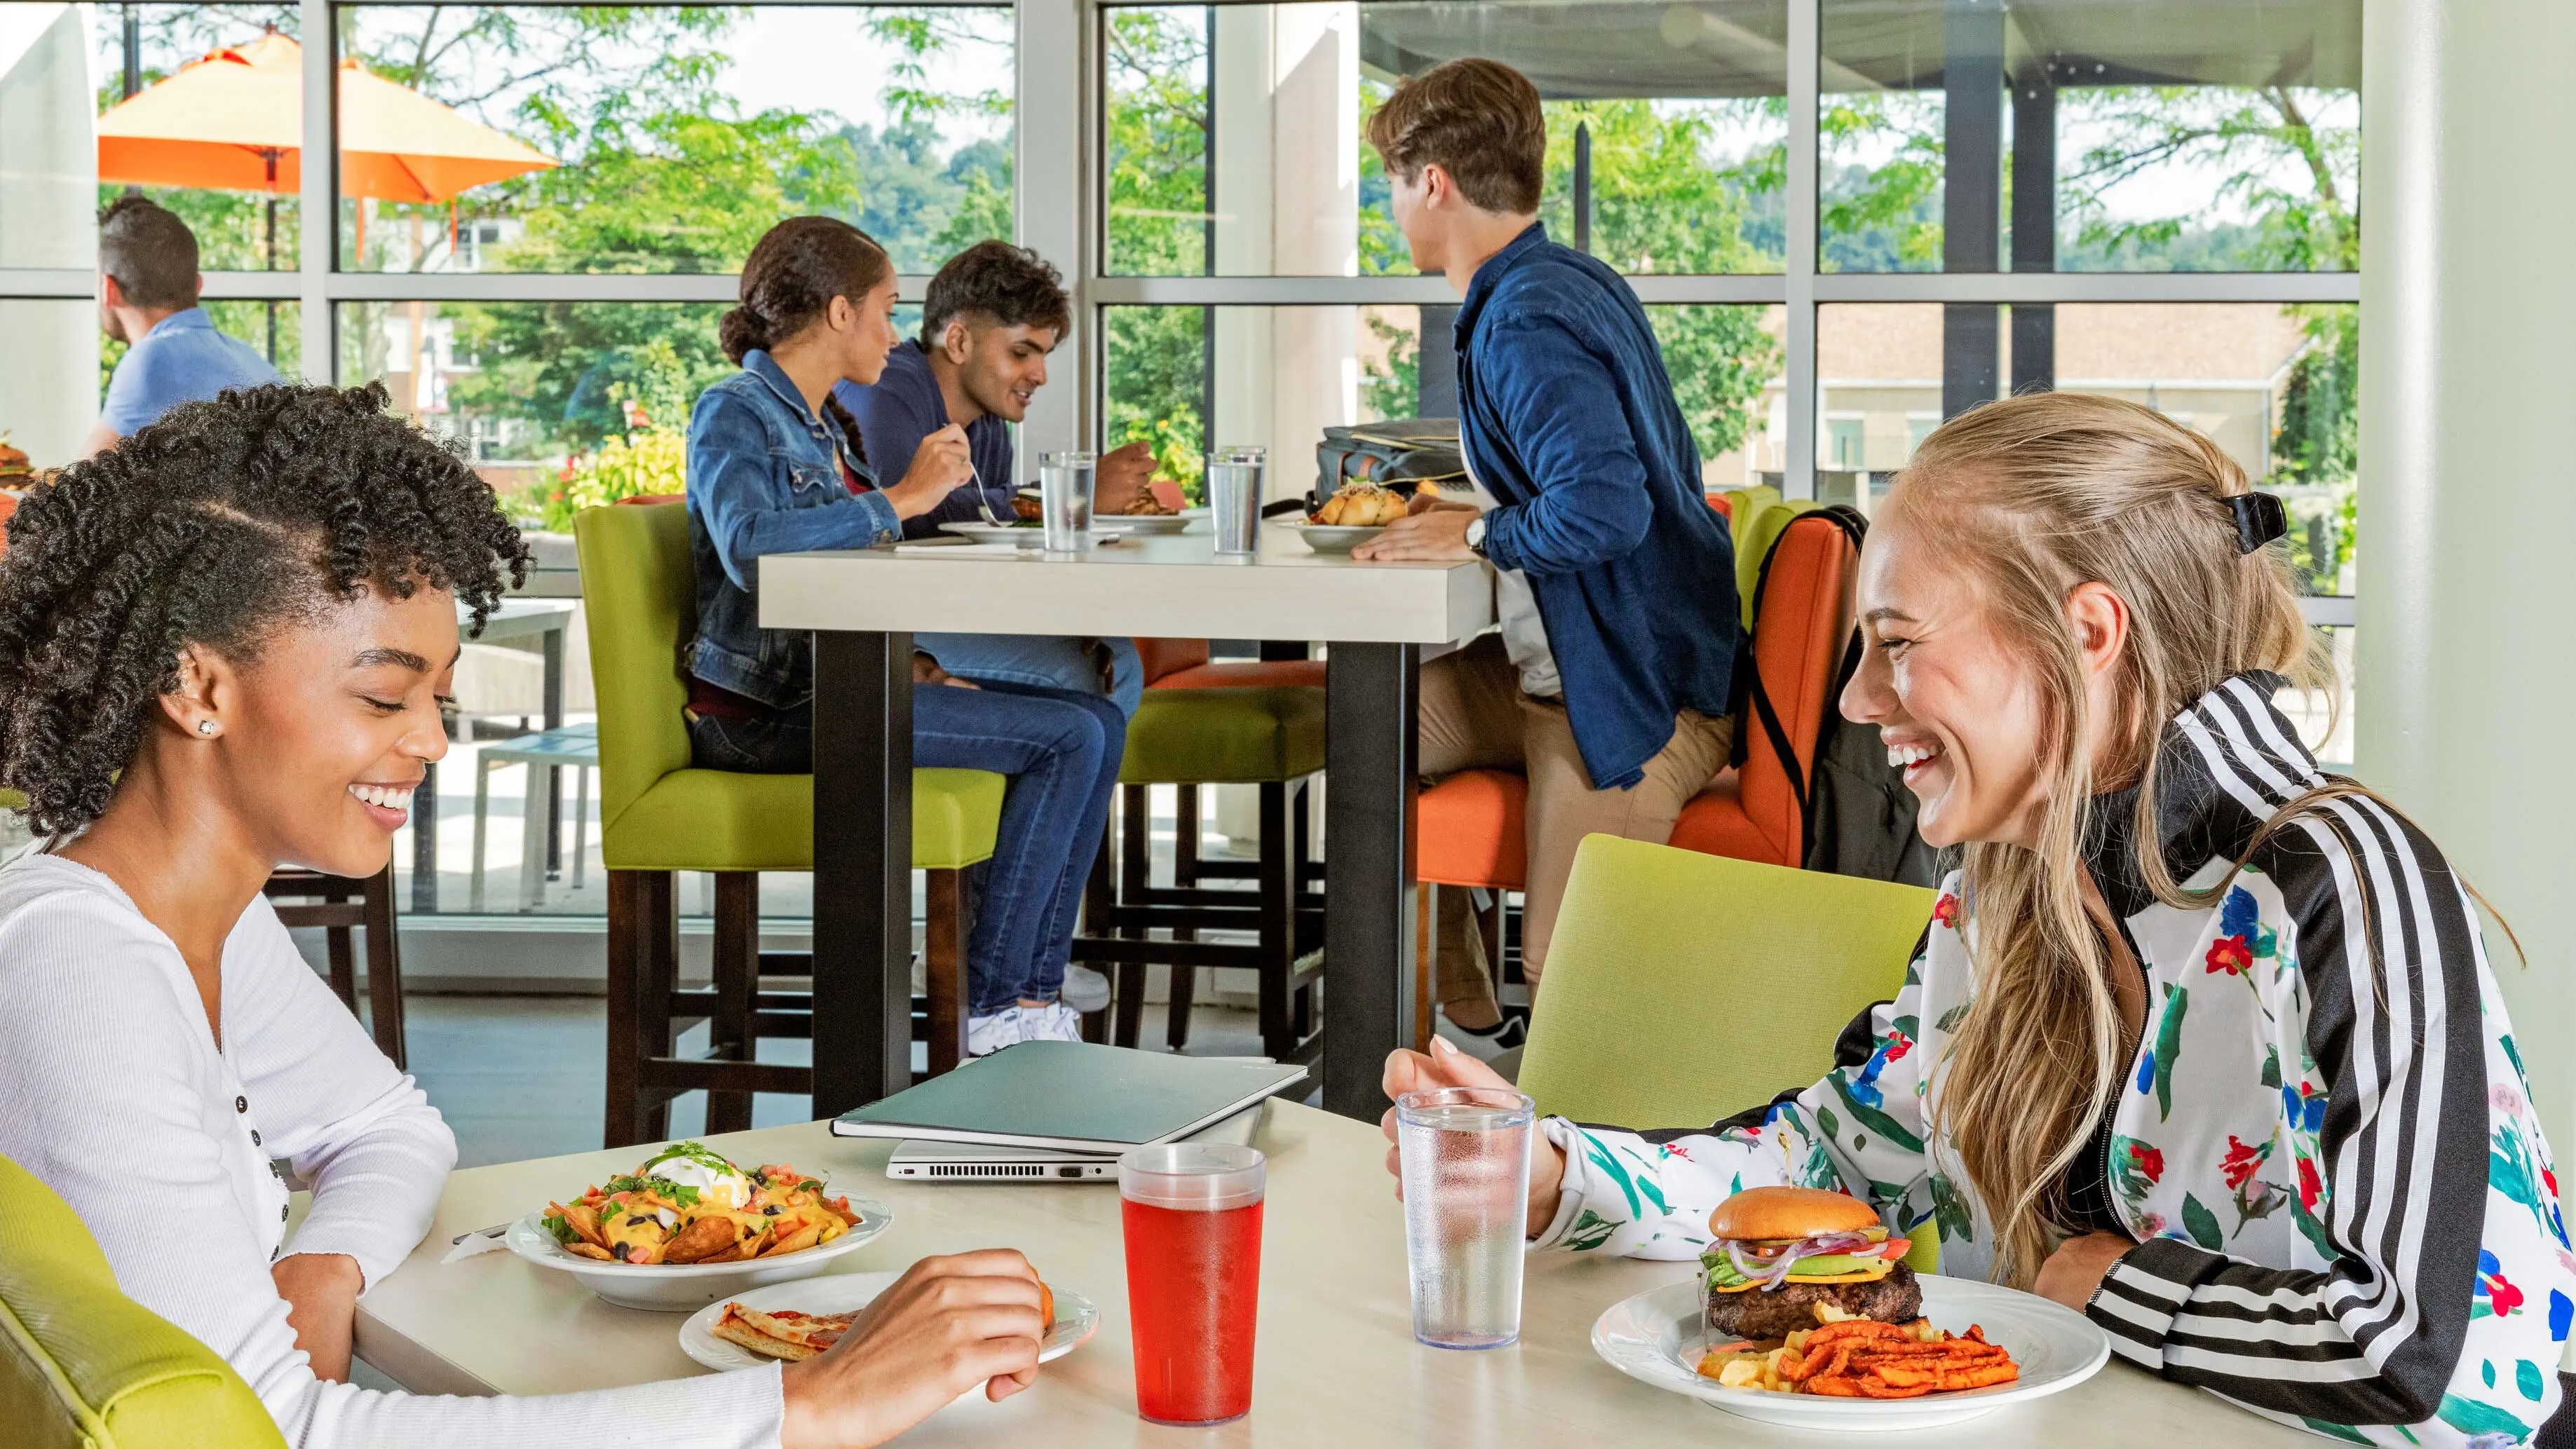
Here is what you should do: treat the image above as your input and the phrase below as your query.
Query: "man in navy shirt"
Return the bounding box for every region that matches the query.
[80,198,282,459]
[1353,59,1740,1045]
[837,242,1155,716]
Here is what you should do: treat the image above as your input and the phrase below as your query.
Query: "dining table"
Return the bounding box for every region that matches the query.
[756,526,1496,1120]
[346,1101,2314,1447]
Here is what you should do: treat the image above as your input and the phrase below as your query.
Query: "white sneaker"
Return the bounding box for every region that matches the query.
[966,1009,1022,1057]
[1013,1001,1086,1043]
[1060,964,1113,1013]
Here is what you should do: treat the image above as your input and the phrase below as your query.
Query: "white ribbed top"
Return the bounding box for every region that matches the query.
[0,852,785,1448]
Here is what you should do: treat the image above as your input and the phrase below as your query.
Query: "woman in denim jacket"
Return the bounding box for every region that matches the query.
[685,217,1123,1054]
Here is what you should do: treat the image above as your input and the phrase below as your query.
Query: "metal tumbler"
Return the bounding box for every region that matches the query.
[1206,446,1265,556]
[1039,449,1097,552]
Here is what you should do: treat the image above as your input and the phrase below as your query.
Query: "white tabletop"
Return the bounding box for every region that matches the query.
[344,1103,2307,1447]
[757,530,1496,646]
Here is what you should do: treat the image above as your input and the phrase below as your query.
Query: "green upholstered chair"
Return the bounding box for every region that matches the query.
[574,501,1005,1144]
[0,1155,286,1449]
[1519,836,1936,1232]
[1079,640,1327,1060]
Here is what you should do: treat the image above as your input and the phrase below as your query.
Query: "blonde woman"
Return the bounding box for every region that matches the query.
[1385,393,2575,1445]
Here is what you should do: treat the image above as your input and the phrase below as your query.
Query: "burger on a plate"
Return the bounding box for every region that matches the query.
[1701,1186,1919,1342]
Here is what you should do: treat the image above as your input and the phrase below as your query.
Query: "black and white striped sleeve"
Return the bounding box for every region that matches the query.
[2087,793,2572,1441]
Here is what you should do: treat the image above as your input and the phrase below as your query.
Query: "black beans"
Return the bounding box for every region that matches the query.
[764,1205,780,1216]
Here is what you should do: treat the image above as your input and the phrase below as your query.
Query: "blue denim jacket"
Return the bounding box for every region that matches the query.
[686,350,901,709]
[1459,223,1741,789]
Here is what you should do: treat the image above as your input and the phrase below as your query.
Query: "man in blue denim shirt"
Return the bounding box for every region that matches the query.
[838,242,1154,717]
[1354,60,1739,1042]
[687,216,1127,1047]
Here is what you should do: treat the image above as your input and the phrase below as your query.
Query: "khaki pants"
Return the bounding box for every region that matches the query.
[1420,634,1733,1010]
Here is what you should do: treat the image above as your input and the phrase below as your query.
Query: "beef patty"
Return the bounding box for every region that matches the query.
[1704,1262,1923,1342]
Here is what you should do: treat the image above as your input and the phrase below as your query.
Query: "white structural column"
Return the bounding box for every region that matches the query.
[2357,0,2576,1168]
[1017,0,1088,461]
[0,3,98,460]
[1212,3,1360,502]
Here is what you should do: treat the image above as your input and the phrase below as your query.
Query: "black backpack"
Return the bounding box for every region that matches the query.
[1735,505,1941,887]
[1313,420,1469,505]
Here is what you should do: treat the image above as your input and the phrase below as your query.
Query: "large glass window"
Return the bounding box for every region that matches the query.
[1819,0,2359,274]
[1104,1,1788,278]
[337,5,1013,275]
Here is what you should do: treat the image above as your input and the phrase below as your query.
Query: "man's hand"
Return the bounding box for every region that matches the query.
[1380,1037,1565,1239]
[912,653,979,689]
[885,424,976,519]
[272,1252,362,1382]
[1350,504,1477,562]
[1094,440,1156,516]
[2033,1230,2134,1312]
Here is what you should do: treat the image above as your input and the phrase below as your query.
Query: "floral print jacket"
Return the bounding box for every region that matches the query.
[1535,674,2574,1445]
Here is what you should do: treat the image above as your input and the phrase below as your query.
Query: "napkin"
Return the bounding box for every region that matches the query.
[442,1225,513,1265]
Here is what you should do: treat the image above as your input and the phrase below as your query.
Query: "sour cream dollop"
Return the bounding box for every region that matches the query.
[638,1143,754,1209]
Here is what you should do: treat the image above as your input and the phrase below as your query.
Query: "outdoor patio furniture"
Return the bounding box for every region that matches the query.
[468,721,597,912]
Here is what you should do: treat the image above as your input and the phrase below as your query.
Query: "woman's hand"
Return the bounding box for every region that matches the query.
[780,1251,1048,1449]
[272,1252,362,1383]
[1380,1036,1565,1240]
[2033,1230,2134,1312]
[911,653,979,689]
[883,424,976,519]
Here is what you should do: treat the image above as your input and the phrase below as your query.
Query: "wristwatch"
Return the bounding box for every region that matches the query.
[1465,515,1489,559]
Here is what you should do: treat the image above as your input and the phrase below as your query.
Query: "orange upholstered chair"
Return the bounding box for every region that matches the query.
[1667,508,1860,866]
[1410,505,1862,1037]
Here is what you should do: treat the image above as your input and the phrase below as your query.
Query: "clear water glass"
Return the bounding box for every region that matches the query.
[1206,445,1265,555]
[1039,449,1097,552]
[1395,1086,1534,1349]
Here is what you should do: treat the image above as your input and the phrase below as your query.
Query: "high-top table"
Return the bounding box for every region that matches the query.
[759,530,1496,1119]
[347,1103,2309,1447]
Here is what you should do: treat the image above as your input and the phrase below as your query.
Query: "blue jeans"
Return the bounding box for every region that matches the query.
[686,680,1124,1014]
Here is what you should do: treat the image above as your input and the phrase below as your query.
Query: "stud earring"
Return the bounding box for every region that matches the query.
[196,720,217,737]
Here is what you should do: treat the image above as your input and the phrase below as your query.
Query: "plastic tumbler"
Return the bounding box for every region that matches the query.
[1206,446,1265,556]
[1396,1087,1535,1349]
[1038,449,1097,552]
[1119,1142,1265,1424]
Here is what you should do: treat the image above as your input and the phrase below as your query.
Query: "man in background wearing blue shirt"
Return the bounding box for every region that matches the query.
[839,241,1157,1014]
[838,241,1157,717]
[1353,59,1739,1048]
[79,198,282,459]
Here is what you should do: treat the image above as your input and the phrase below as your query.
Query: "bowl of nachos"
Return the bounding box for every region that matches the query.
[504,1141,893,1310]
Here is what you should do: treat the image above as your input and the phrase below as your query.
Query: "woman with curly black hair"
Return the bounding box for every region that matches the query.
[0,384,1048,1448]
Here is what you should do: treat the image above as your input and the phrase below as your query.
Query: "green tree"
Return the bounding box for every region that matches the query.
[1101,8,1212,490]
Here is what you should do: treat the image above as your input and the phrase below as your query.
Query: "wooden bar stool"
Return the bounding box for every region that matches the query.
[576,501,1005,1147]
[263,864,407,1068]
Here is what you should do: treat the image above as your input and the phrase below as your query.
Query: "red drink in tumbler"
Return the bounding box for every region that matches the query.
[1118,1143,1266,1425]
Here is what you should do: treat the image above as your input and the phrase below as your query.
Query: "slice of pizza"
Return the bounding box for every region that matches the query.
[710,1303,862,1363]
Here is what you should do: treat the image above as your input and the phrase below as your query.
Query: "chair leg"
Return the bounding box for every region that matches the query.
[572,766,591,892]
[707,873,758,1134]
[1256,782,1299,1060]
[518,762,547,911]
[470,758,492,913]
[360,864,406,1068]
[1413,883,1437,1055]
[1167,783,1200,1051]
[604,871,648,1148]
[1079,835,1112,1044]
[323,888,358,1012]
[925,869,967,1076]
[1113,783,1151,1049]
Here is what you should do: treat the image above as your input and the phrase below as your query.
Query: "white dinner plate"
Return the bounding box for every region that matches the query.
[504,1197,893,1312]
[1589,1274,2110,1431]
[939,521,1131,547]
[1268,519,1385,553]
[678,1271,1100,1375]
[1101,512,1191,533]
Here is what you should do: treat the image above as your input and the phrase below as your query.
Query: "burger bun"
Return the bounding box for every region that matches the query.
[1707,1185,1880,1242]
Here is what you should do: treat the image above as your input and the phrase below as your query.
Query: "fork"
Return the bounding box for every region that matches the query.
[968,461,1008,528]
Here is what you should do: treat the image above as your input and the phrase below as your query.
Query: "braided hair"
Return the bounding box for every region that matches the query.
[0,383,530,836]
[720,216,895,475]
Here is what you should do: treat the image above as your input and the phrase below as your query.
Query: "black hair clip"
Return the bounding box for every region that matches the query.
[2226,491,2287,555]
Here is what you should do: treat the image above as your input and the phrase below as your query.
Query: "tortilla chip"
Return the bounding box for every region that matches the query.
[563,1241,614,1261]
[560,1200,607,1249]
[697,1241,747,1265]
[764,1223,822,1258]
[661,1214,735,1265]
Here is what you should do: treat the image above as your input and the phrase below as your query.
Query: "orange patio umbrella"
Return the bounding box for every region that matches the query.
[97,33,555,205]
